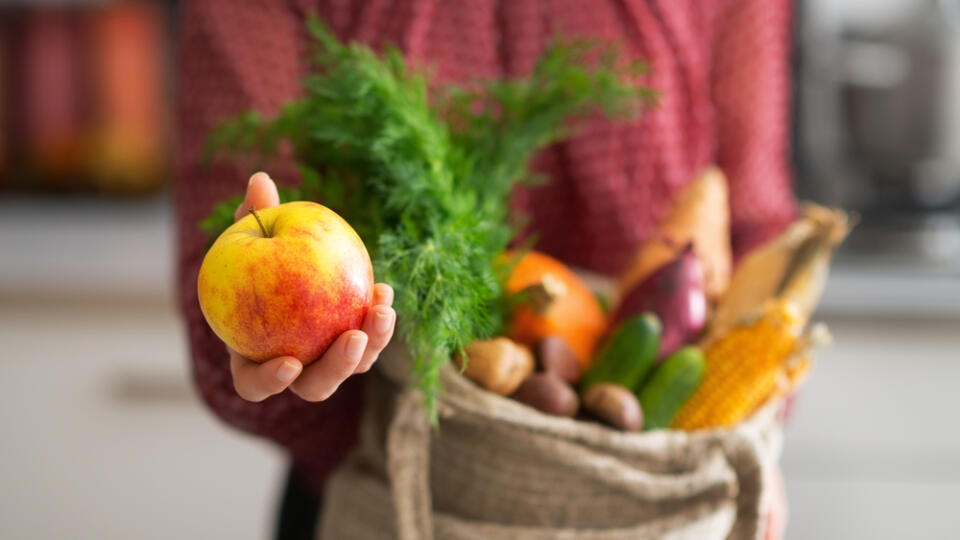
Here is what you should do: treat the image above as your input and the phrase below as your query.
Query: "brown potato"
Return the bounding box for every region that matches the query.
[582,383,643,431]
[455,338,534,396]
[535,336,582,384]
[512,373,579,417]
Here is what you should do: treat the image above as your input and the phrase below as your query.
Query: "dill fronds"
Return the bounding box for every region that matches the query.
[203,18,655,421]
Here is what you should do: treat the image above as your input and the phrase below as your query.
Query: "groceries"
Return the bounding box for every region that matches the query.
[512,373,580,417]
[201,21,654,421]
[580,314,659,390]
[672,301,804,430]
[197,201,374,365]
[582,384,643,432]
[611,245,707,360]
[456,176,846,432]
[454,337,535,396]
[534,336,582,384]
[505,251,608,369]
[703,205,852,346]
[638,346,705,430]
[200,22,846,431]
[619,167,732,300]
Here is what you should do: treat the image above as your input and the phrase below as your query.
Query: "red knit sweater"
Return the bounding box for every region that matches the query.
[176,0,796,495]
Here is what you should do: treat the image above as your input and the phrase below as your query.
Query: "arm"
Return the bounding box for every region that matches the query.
[175,1,394,485]
[712,0,798,258]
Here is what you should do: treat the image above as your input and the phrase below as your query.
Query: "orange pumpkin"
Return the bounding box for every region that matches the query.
[505,251,607,368]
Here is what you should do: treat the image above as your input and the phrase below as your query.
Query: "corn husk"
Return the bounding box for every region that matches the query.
[774,322,832,397]
[701,204,852,345]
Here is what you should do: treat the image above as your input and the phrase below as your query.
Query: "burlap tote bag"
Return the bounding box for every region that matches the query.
[320,345,784,540]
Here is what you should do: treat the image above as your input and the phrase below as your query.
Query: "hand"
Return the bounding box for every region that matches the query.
[765,467,787,540]
[227,172,397,403]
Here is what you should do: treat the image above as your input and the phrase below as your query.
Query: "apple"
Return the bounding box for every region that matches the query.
[197,201,374,365]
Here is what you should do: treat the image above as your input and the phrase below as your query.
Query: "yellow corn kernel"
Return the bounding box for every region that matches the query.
[671,301,803,430]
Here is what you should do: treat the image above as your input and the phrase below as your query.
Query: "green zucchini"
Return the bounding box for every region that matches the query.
[581,314,660,391]
[638,346,705,430]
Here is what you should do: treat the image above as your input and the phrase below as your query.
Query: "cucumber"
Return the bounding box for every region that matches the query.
[638,346,705,430]
[581,314,660,391]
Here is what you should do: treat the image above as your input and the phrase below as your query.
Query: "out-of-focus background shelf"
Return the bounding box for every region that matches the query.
[0,195,172,303]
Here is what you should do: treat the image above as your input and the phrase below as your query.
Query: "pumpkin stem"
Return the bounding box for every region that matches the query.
[517,273,567,315]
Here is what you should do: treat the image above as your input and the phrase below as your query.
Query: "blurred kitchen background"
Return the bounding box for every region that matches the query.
[1,0,958,538]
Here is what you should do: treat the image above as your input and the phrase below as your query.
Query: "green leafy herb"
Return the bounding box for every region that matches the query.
[203,18,654,421]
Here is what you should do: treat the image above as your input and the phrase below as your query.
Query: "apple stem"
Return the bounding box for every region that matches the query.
[248,207,271,238]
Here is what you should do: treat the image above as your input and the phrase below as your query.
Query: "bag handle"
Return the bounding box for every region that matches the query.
[386,388,434,540]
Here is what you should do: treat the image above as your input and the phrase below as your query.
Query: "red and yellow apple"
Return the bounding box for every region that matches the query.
[197,201,374,365]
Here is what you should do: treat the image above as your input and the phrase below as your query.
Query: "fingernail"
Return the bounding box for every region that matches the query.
[346,334,367,359]
[374,310,392,333]
[276,360,300,383]
[249,171,268,185]
[378,285,394,305]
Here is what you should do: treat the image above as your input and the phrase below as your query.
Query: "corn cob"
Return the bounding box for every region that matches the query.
[671,300,803,430]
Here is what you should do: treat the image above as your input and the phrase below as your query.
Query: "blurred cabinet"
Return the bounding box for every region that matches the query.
[0,0,173,194]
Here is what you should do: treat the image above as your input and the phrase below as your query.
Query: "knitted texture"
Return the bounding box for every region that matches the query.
[176,0,796,495]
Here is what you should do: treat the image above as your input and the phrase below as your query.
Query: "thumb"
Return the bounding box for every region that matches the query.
[234,171,281,221]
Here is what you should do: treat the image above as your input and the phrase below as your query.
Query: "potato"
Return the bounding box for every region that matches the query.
[582,383,643,431]
[455,338,534,395]
[535,336,582,384]
[512,373,579,417]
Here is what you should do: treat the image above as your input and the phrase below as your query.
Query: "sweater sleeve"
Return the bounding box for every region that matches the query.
[174,0,363,492]
[711,0,798,258]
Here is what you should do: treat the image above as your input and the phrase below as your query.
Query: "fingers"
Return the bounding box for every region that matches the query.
[290,331,367,401]
[229,283,397,403]
[373,282,394,306]
[764,468,788,540]
[355,283,396,373]
[234,171,281,221]
[355,306,396,373]
[229,348,303,402]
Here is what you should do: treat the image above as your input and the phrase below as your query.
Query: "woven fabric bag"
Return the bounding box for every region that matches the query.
[320,346,784,540]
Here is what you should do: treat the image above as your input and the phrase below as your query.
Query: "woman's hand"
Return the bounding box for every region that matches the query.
[765,467,788,540]
[226,172,396,403]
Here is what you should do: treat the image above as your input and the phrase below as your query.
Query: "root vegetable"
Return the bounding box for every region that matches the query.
[455,338,534,396]
[512,373,579,417]
[620,167,731,300]
[582,383,643,431]
[612,246,707,360]
[535,336,582,384]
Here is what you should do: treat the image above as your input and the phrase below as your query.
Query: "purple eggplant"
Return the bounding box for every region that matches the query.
[612,245,707,360]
